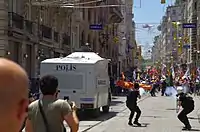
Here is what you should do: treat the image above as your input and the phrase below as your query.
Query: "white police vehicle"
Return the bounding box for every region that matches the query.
[40,52,111,117]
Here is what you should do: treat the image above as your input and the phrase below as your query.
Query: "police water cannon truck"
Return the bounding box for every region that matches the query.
[40,52,111,117]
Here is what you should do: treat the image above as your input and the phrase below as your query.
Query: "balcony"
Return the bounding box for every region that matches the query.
[8,12,24,29]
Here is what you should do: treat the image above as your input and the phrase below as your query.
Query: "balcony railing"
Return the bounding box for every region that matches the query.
[8,12,24,29]
[41,25,52,39]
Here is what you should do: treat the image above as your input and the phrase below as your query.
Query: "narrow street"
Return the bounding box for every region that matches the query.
[66,95,200,132]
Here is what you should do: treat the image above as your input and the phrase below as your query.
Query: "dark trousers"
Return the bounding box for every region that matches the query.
[161,88,166,96]
[128,105,141,122]
[150,88,156,96]
[178,107,194,128]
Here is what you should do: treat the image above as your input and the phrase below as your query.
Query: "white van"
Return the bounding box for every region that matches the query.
[40,52,111,116]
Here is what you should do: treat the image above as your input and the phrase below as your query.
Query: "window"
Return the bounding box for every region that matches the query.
[25,20,33,34]
[189,7,191,16]
[194,2,197,10]
[82,9,85,20]
[94,10,96,23]
[88,9,91,22]
[54,31,59,42]
[172,10,176,15]
[81,31,85,46]
[41,25,52,39]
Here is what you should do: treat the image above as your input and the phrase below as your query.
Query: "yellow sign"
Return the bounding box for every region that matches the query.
[172,22,178,28]
[178,41,183,55]
[173,32,177,40]
[113,37,119,43]
[183,36,189,43]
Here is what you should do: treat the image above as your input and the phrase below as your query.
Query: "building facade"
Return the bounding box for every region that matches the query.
[115,0,136,77]
[124,0,135,68]
[0,0,123,78]
[156,5,182,67]
[151,35,162,64]
[135,45,142,69]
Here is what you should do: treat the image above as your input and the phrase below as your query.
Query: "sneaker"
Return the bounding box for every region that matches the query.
[128,122,133,126]
[182,126,191,130]
[133,121,142,126]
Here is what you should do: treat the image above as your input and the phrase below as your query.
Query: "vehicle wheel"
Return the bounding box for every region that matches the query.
[102,95,111,113]
[102,105,110,113]
[91,108,100,118]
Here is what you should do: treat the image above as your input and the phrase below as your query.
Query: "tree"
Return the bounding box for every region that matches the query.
[153,35,159,44]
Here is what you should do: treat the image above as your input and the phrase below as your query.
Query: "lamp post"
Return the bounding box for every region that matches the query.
[195,50,200,67]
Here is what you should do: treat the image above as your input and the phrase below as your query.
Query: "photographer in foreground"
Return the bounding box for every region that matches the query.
[25,75,79,132]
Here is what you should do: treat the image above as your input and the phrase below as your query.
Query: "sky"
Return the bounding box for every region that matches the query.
[133,0,175,58]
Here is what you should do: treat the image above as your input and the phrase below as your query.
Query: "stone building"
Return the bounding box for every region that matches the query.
[0,0,123,78]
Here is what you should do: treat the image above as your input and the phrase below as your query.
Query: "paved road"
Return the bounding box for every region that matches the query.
[67,95,200,132]
[64,95,149,131]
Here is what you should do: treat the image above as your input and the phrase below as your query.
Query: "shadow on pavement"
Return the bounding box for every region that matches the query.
[113,94,127,97]
[166,108,177,111]
[185,129,200,131]
[131,123,150,127]
[79,111,118,121]
[188,117,199,120]
[141,115,163,118]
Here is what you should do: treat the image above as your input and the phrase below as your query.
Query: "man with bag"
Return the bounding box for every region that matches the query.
[25,75,79,132]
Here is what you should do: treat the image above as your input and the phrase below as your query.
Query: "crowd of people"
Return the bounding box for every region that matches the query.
[115,69,197,130]
[0,58,198,132]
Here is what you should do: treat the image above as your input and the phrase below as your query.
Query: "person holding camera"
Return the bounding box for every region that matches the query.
[25,75,79,132]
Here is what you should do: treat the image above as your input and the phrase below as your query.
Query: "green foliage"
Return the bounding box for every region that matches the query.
[153,35,159,44]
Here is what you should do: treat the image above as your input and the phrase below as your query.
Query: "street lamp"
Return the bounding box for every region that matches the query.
[194,50,200,67]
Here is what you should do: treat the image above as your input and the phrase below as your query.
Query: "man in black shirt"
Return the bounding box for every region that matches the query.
[126,83,141,126]
[176,92,194,130]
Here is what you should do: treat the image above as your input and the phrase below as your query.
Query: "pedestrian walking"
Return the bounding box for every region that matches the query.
[25,75,79,132]
[176,92,194,130]
[0,58,29,132]
[126,83,142,126]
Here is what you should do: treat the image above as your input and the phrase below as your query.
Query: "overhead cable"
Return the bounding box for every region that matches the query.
[32,0,103,6]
